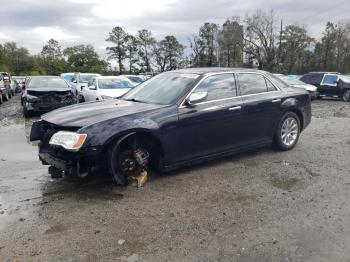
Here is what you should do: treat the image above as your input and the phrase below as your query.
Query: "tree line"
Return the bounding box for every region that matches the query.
[1,9,350,76]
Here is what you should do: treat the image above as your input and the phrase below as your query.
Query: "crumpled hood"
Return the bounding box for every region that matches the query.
[41,99,167,127]
[98,88,131,98]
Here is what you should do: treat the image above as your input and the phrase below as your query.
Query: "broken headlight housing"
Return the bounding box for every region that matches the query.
[49,131,87,151]
[26,94,40,102]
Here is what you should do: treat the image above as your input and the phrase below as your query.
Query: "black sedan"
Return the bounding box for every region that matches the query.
[300,72,350,101]
[30,68,311,186]
[22,76,76,117]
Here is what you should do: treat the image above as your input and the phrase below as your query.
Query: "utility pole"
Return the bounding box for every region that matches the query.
[278,19,283,65]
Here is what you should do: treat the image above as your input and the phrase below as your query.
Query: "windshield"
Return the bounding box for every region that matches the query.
[80,74,99,83]
[122,72,199,105]
[127,76,144,83]
[28,78,69,89]
[99,78,134,89]
[62,74,74,82]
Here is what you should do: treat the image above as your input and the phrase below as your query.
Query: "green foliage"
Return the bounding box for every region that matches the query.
[106,26,128,74]
[64,44,107,73]
[154,35,184,72]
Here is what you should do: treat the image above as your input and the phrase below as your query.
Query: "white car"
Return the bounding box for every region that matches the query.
[80,76,135,102]
[70,73,101,101]
[275,74,318,99]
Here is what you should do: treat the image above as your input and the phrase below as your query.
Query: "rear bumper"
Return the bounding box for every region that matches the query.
[301,103,312,130]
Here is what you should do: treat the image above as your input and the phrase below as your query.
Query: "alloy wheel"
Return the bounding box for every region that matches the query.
[343,90,350,102]
[281,117,299,147]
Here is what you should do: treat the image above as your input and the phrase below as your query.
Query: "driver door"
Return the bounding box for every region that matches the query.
[174,73,245,163]
[320,74,340,97]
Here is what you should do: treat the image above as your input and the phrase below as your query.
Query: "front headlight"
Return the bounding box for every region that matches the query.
[26,94,39,102]
[49,131,87,151]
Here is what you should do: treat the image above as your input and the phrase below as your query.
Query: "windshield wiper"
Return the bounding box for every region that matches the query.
[123,98,148,103]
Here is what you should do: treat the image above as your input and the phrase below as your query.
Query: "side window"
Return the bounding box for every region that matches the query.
[192,74,237,102]
[321,74,338,87]
[238,73,268,95]
[265,78,277,92]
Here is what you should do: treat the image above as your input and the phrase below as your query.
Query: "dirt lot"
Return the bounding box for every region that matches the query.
[0,95,349,261]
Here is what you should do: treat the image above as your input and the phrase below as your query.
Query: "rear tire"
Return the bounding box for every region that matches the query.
[343,89,350,102]
[78,95,85,103]
[274,112,301,151]
[0,94,3,104]
[3,93,9,101]
[23,104,32,118]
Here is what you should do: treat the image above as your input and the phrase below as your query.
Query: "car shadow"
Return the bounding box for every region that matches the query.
[38,145,279,202]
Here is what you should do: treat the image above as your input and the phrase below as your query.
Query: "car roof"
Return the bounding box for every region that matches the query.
[171,67,268,75]
[95,76,127,79]
[30,76,62,79]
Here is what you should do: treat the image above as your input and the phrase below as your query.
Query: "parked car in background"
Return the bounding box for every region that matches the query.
[274,74,317,99]
[70,73,101,102]
[13,76,26,93]
[60,72,75,83]
[123,75,148,85]
[80,76,135,102]
[22,76,76,117]
[30,68,311,185]
[300,72,350,101]
[0,75,6,104]
[0,72,12,101]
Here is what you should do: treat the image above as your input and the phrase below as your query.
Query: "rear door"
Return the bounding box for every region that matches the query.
[237,73,284,144]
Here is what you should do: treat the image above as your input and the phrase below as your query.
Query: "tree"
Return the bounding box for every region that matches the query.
[106,26,128,74]
[244,10,277,70]
[0,42,34,74]
[137,29,156,72]
[190,22,219,67]
[217,18,244,67]
[280,25,314,73]
[40,39,66,75]
[125,34,139,74]
[64,44,108,73]
[154,35,184,72]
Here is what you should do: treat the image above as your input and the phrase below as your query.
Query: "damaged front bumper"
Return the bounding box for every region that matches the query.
[38,146,101,178]
[31,120,101,178]
[25,101,74,113]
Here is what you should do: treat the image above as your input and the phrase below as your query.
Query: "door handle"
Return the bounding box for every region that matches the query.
[272,99,281,103]
[228,106,242,111]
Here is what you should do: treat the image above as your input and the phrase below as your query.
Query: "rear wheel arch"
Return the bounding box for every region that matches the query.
[288,109,303,130]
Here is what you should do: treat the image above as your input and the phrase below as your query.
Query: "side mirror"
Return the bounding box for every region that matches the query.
[186,91,208,106]
[72,79,77,83]
[88,86,97,90]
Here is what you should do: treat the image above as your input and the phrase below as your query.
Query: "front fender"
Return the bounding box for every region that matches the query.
[79,116,160,148]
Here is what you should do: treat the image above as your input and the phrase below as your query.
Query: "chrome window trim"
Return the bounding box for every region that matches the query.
[179,71,282,108]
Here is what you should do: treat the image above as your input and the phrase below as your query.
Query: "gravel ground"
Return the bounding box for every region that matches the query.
[0,95,349,262]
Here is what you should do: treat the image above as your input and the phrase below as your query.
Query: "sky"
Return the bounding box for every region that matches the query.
[0,0,349,58]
